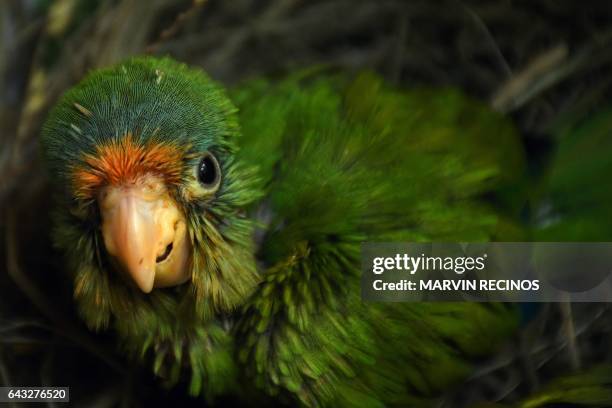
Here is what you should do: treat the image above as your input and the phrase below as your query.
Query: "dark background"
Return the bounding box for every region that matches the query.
[1,1,612,406]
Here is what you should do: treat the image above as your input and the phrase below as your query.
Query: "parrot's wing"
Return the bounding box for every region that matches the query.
[232,73,525,406]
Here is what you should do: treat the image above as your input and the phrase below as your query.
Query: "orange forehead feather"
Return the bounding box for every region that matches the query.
[72,133,185,200]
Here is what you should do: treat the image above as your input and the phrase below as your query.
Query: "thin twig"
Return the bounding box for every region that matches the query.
[146,0,208,54]
[389,14,407,84]
[491,44,570,112]
[459,1,512,78]
[468,305,606,380]
[560,300,581,370]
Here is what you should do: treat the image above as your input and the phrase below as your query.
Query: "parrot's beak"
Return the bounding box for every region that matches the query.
[98,175,191,293]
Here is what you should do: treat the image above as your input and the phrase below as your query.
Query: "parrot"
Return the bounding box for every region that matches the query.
[40,56,527,407]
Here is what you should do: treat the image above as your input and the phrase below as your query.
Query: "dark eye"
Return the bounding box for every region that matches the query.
[197,152,221,189]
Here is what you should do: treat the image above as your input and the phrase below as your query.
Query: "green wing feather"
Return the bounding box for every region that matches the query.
[232,72,525,406]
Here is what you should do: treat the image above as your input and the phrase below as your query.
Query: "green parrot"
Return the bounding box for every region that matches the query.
[40,56,525,406]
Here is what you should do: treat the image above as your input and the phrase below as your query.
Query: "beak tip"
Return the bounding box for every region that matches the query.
[135,270,155,293]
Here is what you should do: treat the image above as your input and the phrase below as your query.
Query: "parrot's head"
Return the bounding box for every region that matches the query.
[41,57,260,329]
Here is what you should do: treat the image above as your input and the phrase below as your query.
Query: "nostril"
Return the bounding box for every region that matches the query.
[156,242,173,263]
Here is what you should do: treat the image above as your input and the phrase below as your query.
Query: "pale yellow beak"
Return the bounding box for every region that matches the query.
[98,175,191,293]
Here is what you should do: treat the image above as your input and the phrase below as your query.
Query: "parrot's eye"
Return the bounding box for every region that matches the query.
[197,152,221,190]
